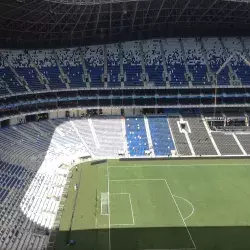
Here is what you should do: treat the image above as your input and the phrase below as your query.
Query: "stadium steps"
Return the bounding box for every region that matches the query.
[235,133,250,154]
[220,38,241,86]
[121,116,128,156]
[48,120,64,136]
[79,47,90,88]
[29,122,47,137]
[0,77,13,95]
[119,43,124,88]
[184,116,218,156]
[26,50,51,91]
[199,38,215,84]
[232,133,247,155]
[159,40,170,87]
[168,117,192,156]
[179,38,193,87]
[11,126,37,143]
[103,44,108,88]
[53,51,70,89]
[201,115,221,156]
[88,118,100,149]
[0,52,31,93]
[211,132,243,155]
[69,120,94,158]
[139,41,148,87]
[144,115,155,156]
[179,117,195,156]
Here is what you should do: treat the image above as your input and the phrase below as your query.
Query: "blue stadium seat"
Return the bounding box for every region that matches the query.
[163,38,188,86]
[203,38,230,85]
[107,43,120,87]
[30,49,66,90]
[183,38,209,85]
[126,117,149,156]
[122,41,143,87]
[143,39,164,86]
[148,116,175,156]
[56,48,85,88]
[2,50,45,91]
[0,161,29,202]
[85,46,104,87]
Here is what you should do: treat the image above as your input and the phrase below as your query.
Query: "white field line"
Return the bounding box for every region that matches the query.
[111,223,135,226]
[107,162,111,250]
[101,211,109,216]
[110,179,166,182]
[173,195,195,221]
[164,180,196,249]
[109,163,250,169]
[128,193,135,225]
[110,178,196,250]
[109,193,135,226]
[110,193,130,195]
[95,216,98,228]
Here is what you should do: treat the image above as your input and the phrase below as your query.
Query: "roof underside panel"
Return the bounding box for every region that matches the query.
[0,0,250,48]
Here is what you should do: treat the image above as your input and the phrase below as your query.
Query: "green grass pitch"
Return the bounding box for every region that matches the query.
[54,159,250,250]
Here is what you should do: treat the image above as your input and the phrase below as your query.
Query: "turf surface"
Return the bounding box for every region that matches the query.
[54,158,250,250]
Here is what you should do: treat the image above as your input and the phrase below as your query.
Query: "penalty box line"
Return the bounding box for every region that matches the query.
[109,193,135,226]
[110,178,196,250]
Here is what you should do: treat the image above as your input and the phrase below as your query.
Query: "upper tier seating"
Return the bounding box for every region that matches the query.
[0,78,12,96]
[126,117,149,156]
[107,43,120,87]
[122,41,143,87]
[0,55,27,94]
[148,116,175,156]
[56,48,85,88]
[84,45,104,87]
[222,37,249,85]
[203,37,230,85]
[1,37,250,95]
[29,49,66,90]
[182,38,209,86]
[142,40,164,86]
[240,37,250,85]
[162,38,188,86]
[2,50,46,92]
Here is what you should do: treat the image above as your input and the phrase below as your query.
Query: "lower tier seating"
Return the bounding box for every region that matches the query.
[125,117,149,156]
[168,117,192,156]
[148,116,175,156]
[211,132,243,155]
[185,117,217,156]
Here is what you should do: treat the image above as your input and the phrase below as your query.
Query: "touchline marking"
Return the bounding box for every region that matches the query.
[110,178,196,250]
[107,162,111,250]
[110,178,166,182]
[128,193,135,225]
[109,163,250,168]
[111,223,135,226]
[173,195,195,221]
[110,192,130,195]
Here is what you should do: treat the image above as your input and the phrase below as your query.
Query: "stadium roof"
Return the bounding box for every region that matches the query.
[1,0,250,48]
